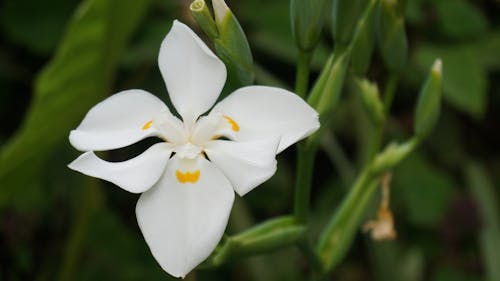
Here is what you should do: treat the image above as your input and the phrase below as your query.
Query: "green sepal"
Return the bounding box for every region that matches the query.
[415,59,443,139]
[355,78,385,126]
[376,0,408,72]
[291,0,329,51]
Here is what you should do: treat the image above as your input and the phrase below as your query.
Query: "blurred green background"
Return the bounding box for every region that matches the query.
[1,0,500,280]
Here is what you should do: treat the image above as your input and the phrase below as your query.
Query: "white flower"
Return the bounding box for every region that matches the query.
[68,20,319,278]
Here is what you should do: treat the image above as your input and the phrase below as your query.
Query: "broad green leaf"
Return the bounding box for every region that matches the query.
[466,163,500,281]
[393,153,455,228]
[434,0,488,40]
[0,0,79,55]
[0,0,151,210]
[414,44,487,119]
[236,0,329,71]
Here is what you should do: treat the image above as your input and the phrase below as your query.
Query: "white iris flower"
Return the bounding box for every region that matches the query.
[68,20,319,278]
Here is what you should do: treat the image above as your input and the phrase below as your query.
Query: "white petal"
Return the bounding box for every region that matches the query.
[205,139,279,196]
[68,143,172,193]
[136,155,234,278]
[70,90,168,151]
[211,86,320,153]
[159,20,227,124]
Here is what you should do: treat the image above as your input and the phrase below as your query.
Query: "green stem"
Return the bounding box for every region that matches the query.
[295,51,312,98]
[317,167,380,273]
[293,143,316,223]
[298,240,324,275]
[58,180,102,281]
[293,49,314,224]
[367,73,399,162]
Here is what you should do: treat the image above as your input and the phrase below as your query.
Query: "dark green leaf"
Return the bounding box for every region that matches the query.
[0,0,151,210]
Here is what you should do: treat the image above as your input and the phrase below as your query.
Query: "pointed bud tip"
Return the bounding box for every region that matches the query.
[432,58,442,75]
[212,0,230,23]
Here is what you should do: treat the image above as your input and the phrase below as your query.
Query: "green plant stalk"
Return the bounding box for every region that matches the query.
[295,51,313,98]
[294,143,317,223]
[293,46,316,223]
[316,167,379,272]
[367,73,398,162]
[298,240,324,275]
[58,180,103,281]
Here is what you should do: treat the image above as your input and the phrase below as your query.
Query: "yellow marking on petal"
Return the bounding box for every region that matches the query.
[223,115,240,132]
[142,120,153,130]
[176,170,201,184]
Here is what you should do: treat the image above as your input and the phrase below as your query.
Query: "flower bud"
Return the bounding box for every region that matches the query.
[355,78,385,126]
[332,0,369,45]
[350,0,377,75]
[372,138,419,174]
[212,0,254,88]
[376,0,408,72]
[415,59,443,139]
[308,50,349,120]
[190,0,254,89]
[190,0,219,39]
[290,0,329,51]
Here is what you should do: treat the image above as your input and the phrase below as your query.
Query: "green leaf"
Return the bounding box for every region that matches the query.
[466,163,500,281]
[393,153,456,228]
[434,0,488,40]
[0,0,151,210]
[0,0,79,55]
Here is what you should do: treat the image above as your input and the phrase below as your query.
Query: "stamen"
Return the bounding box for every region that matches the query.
[176,170,201,184]
[142,120,153,130]
[223,115,240,132]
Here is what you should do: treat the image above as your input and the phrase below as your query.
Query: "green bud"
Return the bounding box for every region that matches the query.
[376,0,408,72]
[190,0,254,90]
[350,0,376,75]
[190,0,219,39]
[415,59,443,139]
[308,51,349,118]
[306,50,349,146]
[332,0,368,45]
[212,0,254,89]
[355,78,385,126]
[203,216,305,267]
[371,138,419,174]
[232,216,305,253]
[291,0,329,51]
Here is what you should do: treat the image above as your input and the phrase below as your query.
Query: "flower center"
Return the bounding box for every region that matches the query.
[174,142,203,159]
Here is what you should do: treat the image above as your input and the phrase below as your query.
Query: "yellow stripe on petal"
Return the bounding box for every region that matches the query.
[223,115,240,132]
[142,120,153,130]
[176,170,201,184]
